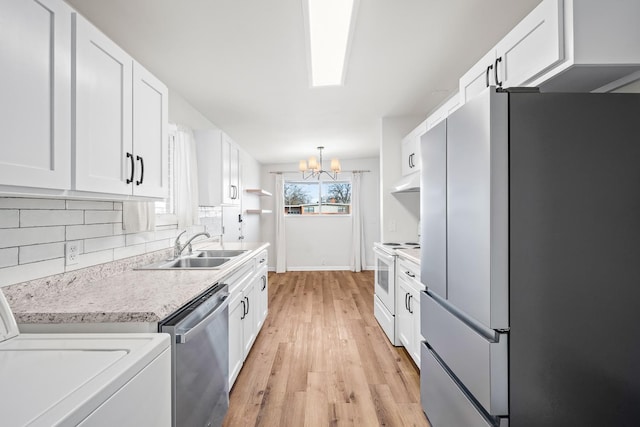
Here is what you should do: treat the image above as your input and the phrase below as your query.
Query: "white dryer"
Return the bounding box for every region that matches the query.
[0,291,171,427]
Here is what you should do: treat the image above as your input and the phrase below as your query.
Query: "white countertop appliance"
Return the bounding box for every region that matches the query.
[0,291,171,426]
[373,242,419,345]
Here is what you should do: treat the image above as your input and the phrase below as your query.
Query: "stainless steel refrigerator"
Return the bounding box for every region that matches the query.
[419,87,640,426]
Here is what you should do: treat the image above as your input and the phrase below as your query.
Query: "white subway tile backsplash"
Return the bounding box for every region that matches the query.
[0,226,65,249]
[66,224,113,240]
[0,248,19,268]
[84,235,126,253]
[0,198,65,210]
[66,200,114,210]
[20,210,84,227]
[155,229,180,240]
[125,231,156,246]
[85,210,122,224]
[145,239,172,252]
[64,249,113,272]
[0,258,65,287]
[113,243,146,260]
[0,210,19,228]
[0,197,182,286]
[19,242,65,264]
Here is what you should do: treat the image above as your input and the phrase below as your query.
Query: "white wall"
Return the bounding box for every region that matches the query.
[260,157,379,271]
[239,146,262,243]
[380,116,423,243]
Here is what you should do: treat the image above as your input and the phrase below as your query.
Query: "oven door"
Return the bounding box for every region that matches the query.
[374,246,396,314]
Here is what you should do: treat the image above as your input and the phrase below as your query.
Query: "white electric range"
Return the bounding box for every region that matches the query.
[373,242,420,345]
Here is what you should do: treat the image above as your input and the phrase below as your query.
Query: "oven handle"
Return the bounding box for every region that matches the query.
[373,247,395,263]
[175,293,230,344]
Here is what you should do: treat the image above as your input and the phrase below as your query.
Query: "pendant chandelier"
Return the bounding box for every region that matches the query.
[298,146,341,180]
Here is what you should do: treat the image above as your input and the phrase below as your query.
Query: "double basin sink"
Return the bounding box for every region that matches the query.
[137,249,249,270]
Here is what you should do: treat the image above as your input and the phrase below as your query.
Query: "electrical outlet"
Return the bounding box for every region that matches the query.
[66,242,79,266]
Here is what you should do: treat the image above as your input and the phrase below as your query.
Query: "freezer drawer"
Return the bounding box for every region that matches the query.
[421,342,508,427]
[423,291,507,415]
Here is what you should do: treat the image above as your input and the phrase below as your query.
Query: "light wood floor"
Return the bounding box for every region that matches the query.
[223,270,430,427]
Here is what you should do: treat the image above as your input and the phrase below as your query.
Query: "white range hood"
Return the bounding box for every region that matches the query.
[391,172,420,193]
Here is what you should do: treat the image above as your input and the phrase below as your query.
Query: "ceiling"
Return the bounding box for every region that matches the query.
[66,0,541,164]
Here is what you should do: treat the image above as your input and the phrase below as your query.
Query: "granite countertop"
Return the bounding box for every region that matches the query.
[2,241,269,325]
[395,248,420,265]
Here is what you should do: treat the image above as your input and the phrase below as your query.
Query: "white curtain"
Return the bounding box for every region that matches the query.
[275,173,287,273]
[350,172,364,272]
[174,125,200,228]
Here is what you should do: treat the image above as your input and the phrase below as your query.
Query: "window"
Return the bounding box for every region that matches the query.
[284,180,351,215]
[155,133,176,218]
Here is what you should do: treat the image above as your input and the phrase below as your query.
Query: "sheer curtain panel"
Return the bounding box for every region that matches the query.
[275,173,287,273]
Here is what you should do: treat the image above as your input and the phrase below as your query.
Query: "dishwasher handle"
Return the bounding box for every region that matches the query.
[175,292,230,344]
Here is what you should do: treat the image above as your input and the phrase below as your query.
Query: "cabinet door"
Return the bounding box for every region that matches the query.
[459,49,496,103]
[221,134,240,205]
[73,14,133,195]
[410,287,421,367]
[396,276,413,350]
[256,268,268,330]
[496,0,563,89]
[401,135,420,176]
[133,62,168,198]
[242,281,257,357]
[0,0,71,190]
[228,292,244,389]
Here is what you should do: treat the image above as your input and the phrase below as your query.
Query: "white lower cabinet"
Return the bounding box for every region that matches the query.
[227,250,269,389]
[396,257,423,367]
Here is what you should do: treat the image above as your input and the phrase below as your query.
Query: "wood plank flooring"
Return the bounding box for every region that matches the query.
[223,270,430,427]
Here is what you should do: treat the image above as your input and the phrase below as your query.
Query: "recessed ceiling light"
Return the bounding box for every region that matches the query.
[304,0,357,87]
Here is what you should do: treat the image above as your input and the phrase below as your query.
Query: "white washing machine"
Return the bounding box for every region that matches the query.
[0,292,171,427]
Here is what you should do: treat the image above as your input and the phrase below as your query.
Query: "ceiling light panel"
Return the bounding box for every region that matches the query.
[306,0,356,87]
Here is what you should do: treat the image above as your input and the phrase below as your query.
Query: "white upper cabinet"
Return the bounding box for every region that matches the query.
[534,0,640,92]
[73,13,133,195]
[0,0,72,190]
[132,62,169,198]
[426,92,461,131]
[401,120,427,176]
[460,0,563,103]
[195,130,241,206]
[73,14,168,198]
[495,0,563,90]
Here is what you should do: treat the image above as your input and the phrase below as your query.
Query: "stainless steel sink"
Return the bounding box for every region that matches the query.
[195,249,248,258]
[136,257,231,270]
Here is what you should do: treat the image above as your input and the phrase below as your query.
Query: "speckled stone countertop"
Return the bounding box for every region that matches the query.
[2,241,269,325]
[395,248,420,265]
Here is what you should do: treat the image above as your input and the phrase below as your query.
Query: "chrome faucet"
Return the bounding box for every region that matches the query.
[173,231,211,259]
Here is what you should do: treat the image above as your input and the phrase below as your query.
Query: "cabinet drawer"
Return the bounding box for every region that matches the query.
[421,342,507,427]
[374,295,395,344]
[423,292,507,415]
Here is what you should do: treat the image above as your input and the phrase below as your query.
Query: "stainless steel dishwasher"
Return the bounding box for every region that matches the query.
[160,282,230,427]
